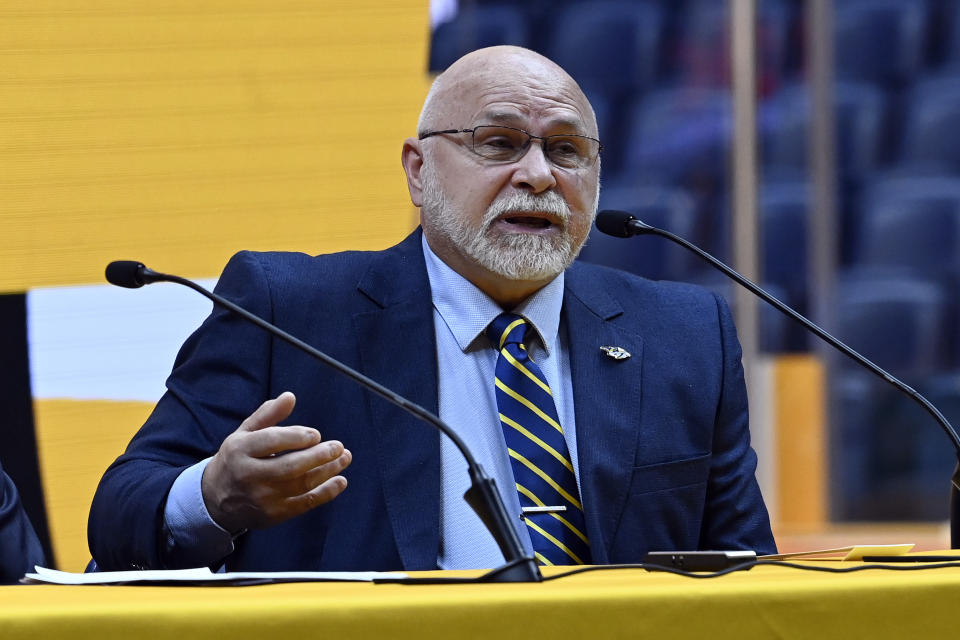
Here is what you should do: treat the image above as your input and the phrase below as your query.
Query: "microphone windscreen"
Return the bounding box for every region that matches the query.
[595,210,637,237]
[105,261,146,288]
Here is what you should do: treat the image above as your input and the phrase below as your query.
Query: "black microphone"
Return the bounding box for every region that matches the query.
[104,260,541,583]
[595,210,960,549]
[105,260,163,288]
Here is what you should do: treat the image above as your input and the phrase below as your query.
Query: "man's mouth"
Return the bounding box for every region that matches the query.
[504,215,553,229]
[495,212,563,233]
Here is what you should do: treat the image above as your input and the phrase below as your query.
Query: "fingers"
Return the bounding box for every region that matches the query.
[201,392,354,532]
[254,445,352,500]
[239,391,320,457]
[252,439,347,479]
[283,448,353,513]
[238,391,297,433]
[244,425,323,458]
[219,446,352,529]
[296,447,353,495]
[284,474,349,514]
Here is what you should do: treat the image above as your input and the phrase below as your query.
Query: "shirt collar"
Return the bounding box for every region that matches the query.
[421,234,564,354]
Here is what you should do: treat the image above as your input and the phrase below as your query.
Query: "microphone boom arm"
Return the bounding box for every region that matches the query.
[107,261,542,582]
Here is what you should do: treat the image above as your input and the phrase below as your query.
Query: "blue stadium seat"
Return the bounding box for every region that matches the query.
[853,176,960,276]
[760,82,889,180]
[545,1,666,102]
[583,90,618,175]
[619,87,732,186]
[671,0,796,91]
[829,369,957,521]
[687,276,794,353]
[429,5,530,72]
[579,199,795,351]
[759,181,809,310]
[693,179,814,351]
[829,371,877,520]
[833,0,931,87]
[831,268,953,377]
[899,74,960,171]
[911,373,960,485]
[938,0,960,67]
[578,184,701,281]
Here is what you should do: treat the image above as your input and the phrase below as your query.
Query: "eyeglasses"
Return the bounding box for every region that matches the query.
[418,125,602,169]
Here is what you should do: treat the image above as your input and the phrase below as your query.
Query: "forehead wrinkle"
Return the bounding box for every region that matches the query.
[471,91,594,133]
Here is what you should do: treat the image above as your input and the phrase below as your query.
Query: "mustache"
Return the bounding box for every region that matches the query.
[482,191,571,227]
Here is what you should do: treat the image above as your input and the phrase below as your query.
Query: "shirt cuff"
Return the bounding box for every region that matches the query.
[163,458,237,567]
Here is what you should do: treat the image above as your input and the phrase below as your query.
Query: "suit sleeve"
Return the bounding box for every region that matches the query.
[699,293,777,554]
[0,465,45,581]
[88,251,276,571]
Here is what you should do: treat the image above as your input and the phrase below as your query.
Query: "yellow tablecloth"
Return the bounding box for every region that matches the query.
[2,561,959,639]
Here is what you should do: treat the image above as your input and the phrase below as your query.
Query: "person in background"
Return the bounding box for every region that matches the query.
[0,459,45,582]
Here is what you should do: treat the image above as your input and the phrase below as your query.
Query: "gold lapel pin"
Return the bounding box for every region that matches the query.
[600,346,631,360]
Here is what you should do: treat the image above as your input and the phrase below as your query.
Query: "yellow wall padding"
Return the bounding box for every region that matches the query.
[8,1,432,570]
[774,354,827,527]
[0,1,430,292]
[34,399,155,571]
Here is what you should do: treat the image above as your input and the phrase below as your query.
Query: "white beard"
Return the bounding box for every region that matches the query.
[420,163,593,281]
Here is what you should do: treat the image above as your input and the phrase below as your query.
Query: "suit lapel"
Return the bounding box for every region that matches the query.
[564,265,645,564]
[349,237,647,568]
[353,231,441,570]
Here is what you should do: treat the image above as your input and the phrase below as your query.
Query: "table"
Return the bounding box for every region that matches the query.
[2,561,959,639]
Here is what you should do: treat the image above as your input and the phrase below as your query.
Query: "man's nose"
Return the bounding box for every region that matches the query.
[510,141,558,193]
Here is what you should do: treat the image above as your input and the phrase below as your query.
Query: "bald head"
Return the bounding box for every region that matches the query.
[418,46,598,139]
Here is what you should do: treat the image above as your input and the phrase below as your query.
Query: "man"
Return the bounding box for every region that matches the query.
[0,460,45,581]
[89,46,775,572]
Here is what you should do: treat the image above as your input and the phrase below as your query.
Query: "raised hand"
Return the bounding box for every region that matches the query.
[201,391,352,533]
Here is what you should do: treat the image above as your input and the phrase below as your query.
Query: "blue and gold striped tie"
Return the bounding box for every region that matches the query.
[487,313,591,566]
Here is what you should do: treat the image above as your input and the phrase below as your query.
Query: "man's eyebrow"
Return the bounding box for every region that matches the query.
[477,112,589,135]
[478,111,524,125]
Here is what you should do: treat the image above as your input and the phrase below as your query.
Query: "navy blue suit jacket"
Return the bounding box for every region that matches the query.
[89,229,775,571]
[0,462,44,582]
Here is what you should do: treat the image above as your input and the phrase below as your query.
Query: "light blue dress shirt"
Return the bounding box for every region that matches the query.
[422,236,580,569]
[163,236,580,569]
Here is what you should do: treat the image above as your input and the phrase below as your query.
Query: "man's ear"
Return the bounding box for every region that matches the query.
[401,138,425,207]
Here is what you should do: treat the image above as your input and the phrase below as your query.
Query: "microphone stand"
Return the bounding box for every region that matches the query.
[597,211,960,549]
[106,261,542,582]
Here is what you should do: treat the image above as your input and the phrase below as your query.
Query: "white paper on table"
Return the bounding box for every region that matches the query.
[23,565,407,585]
